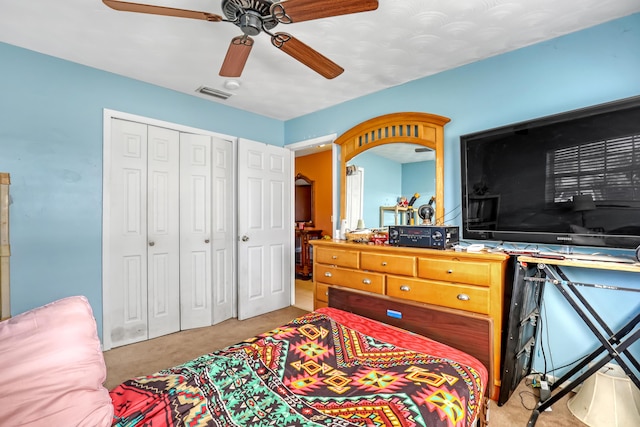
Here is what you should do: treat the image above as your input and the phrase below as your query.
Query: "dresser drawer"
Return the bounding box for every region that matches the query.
[316,282,330,303]
[418,257,492,287]
[316,247,359,269]
[386,275,490,314]
[314,300,328,309]
[361,252,416,276]
[315,265,384,294]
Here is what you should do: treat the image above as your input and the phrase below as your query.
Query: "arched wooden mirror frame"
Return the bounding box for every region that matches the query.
[294,173,315,227]
[334,112,450,225]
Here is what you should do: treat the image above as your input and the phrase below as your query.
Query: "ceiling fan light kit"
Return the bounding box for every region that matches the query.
[223,80,241,90]
[103,0,379,79]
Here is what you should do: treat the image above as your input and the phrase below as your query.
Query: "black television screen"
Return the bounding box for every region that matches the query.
[460,96,640,249]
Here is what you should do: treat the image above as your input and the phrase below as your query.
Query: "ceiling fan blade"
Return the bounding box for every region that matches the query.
[271,33,343,79]
[219,36,254,77]
[102,0,222,21]
[271,0,378,24]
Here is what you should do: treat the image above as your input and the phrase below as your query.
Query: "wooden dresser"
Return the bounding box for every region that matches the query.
[0,172,10,320]
[311,239,510,400]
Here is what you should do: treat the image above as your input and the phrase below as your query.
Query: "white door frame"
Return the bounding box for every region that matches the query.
[345,166,365,230]
[102,109,237,350]
[284,134,337,305]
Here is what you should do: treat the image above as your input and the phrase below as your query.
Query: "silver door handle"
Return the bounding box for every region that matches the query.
[241,235,249,242]
[149,241,155,246]
[205,239,210,243]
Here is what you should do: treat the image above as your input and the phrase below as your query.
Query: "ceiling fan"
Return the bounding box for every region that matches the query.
[102,0,379,79]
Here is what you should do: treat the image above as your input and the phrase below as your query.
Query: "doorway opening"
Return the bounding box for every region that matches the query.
[287,134,336,312]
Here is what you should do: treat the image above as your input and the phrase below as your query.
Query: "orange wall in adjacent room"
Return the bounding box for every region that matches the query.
[295,150,333,238]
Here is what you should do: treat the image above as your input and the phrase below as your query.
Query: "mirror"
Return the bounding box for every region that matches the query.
[347,143,437,229]
[335,112,450,229]
[294,173,314,227]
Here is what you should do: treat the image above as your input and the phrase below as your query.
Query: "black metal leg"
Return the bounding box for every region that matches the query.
[537,329,640,407]
[543,265,640,388]
[525,263,640,425]
[527,409,540,427]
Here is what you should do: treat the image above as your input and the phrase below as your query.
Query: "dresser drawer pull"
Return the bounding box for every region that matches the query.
[381,261,387,266]
[447,269,453,274]
[399,285,411,292]
[332,255,338,259]
[324,272,332,277]
[362,278,371,285]
[457,293,470,301]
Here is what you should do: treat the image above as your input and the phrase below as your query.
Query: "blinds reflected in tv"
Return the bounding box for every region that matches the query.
[548,134,640,203]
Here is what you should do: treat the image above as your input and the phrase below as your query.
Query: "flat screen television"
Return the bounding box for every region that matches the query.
[460,96,640,249]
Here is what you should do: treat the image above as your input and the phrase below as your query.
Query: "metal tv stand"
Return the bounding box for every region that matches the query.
[514,256,640,427]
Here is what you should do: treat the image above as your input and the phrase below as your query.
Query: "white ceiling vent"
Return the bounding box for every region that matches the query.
[196,86,232,100]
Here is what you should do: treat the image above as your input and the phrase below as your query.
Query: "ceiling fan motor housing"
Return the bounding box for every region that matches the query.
[222,0,278,35]
[239,11,263,35]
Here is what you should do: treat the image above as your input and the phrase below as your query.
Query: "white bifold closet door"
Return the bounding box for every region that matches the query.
[105,118,234,349]
[179,133,213,330]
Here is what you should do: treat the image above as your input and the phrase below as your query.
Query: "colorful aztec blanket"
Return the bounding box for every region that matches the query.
[110,308,486,427]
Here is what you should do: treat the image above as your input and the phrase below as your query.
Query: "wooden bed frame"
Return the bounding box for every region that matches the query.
[328,286,494,399]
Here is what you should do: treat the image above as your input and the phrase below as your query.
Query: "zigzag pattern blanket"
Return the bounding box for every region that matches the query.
[110,308,486,427]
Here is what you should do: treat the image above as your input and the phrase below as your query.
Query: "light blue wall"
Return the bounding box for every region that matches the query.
[285,14,640,379]
[0,42,283,339]
[351,151,401,228]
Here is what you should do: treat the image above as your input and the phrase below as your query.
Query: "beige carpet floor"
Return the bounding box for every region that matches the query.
[294,277,314,311]
[104,281,585,426]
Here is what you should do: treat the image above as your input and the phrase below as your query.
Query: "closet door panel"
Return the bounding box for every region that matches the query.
[107,119,149,348]
[147,126,180,339]
[179,133,213,329]
[211,137,235,324]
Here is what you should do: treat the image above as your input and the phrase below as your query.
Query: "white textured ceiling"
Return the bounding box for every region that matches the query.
[1,1,639,121]
[367,143,435,164]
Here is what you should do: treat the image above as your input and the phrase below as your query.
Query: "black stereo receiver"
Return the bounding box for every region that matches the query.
[388,225,459,249]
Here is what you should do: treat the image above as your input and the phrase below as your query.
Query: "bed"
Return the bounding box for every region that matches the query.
[110,287,492,427]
